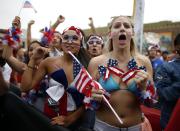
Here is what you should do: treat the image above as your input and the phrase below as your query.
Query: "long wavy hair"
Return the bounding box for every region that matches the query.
[76,28,91,68]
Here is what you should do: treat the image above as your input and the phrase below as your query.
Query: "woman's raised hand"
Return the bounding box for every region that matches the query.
[12,16,21,29]
[57,15,65,24]
[91,86,105,101]
[28,20,35,27]
[31,47,49,60]
[126,70,149,91]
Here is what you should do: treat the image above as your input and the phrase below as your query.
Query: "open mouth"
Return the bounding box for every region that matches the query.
[92,48,97,52]
[119,34,126,40]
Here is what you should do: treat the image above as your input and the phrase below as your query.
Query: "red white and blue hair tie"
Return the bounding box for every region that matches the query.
[40,27,55,47]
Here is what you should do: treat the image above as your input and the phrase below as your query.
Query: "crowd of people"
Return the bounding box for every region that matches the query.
[0,15,179,131]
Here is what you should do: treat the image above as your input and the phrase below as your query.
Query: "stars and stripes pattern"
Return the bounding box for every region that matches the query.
[23,1,33,8]
[73,57,82,78]
[98,59,123,80]
[127,58,138,70]
[72,67,103,108]
[98,58,147,80]
[72,67,92,97]
[107,59,118,67]
[121,69,137,83]
[108,66,124,78]
[98,59,119,77]
[23,1,37,13]
[98,65,106,76]
[128,58,146,71]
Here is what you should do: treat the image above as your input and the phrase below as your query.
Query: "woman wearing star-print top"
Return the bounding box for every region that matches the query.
[88,16,155,131]
[21,26,95,131]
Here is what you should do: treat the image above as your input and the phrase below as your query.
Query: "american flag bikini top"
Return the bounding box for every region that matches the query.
[98,58,146,79]
[97,58,156,104]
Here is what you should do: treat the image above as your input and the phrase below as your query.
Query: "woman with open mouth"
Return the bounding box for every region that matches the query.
[88,16,155,131]
[86,34,104,58]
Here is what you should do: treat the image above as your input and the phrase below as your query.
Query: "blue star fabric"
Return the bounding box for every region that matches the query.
[73,58,82,78]
[98,58,147,77]
[107,59,118,67]
[128,58,146,71]
[98,59,118,76]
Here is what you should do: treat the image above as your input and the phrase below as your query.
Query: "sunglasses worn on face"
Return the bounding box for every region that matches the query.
[63,35,79,42]
[87,40,103,45]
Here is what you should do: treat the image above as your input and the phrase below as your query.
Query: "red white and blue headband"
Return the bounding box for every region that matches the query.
[62,26,83,39]
[87,35,103,43]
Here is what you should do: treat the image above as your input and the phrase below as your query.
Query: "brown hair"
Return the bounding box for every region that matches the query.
[107,16,137,56]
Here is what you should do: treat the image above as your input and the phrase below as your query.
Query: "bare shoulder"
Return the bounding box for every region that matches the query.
[44,56,62,62]
[89,54,107,67]
[136,54,151,66]
[40,56,63,67]
[136,54,153,77]
[88,54,108,76]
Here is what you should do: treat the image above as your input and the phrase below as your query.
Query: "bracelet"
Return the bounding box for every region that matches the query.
[27,65,36,70]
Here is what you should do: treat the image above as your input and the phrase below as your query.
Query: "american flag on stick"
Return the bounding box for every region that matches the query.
[23,1,37,13]
[72,67,93,97]
[68,51,123,124]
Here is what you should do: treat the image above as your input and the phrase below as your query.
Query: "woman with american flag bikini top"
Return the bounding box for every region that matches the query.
[88,16,155,131]
[97,58,150,99]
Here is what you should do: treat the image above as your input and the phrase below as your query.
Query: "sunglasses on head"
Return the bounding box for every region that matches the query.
[63,35,79,42]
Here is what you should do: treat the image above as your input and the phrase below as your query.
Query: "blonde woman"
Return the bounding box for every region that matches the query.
[88,16,154,131]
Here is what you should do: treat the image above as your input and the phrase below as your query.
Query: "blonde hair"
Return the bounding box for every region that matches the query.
[107,16,137,56]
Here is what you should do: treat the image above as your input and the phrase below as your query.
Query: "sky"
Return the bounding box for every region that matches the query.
[0,0,180,38]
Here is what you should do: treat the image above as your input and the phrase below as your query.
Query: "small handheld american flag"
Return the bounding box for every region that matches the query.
[68,51,123,124]
[23,1,37,13]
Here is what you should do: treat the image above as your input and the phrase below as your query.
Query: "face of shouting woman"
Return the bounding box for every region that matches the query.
[110,16,134,50]
[61,30,82,55]
[87,35,104,57]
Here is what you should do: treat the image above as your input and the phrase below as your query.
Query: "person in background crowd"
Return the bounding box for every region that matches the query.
[86,34,104,58]
[167,50,178,62]
[0,38,12,82]
[48,15,65,57]
[161,50,170,62]
[148,45,164,79]
[2,16,51,111]
[155,33,180,130]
